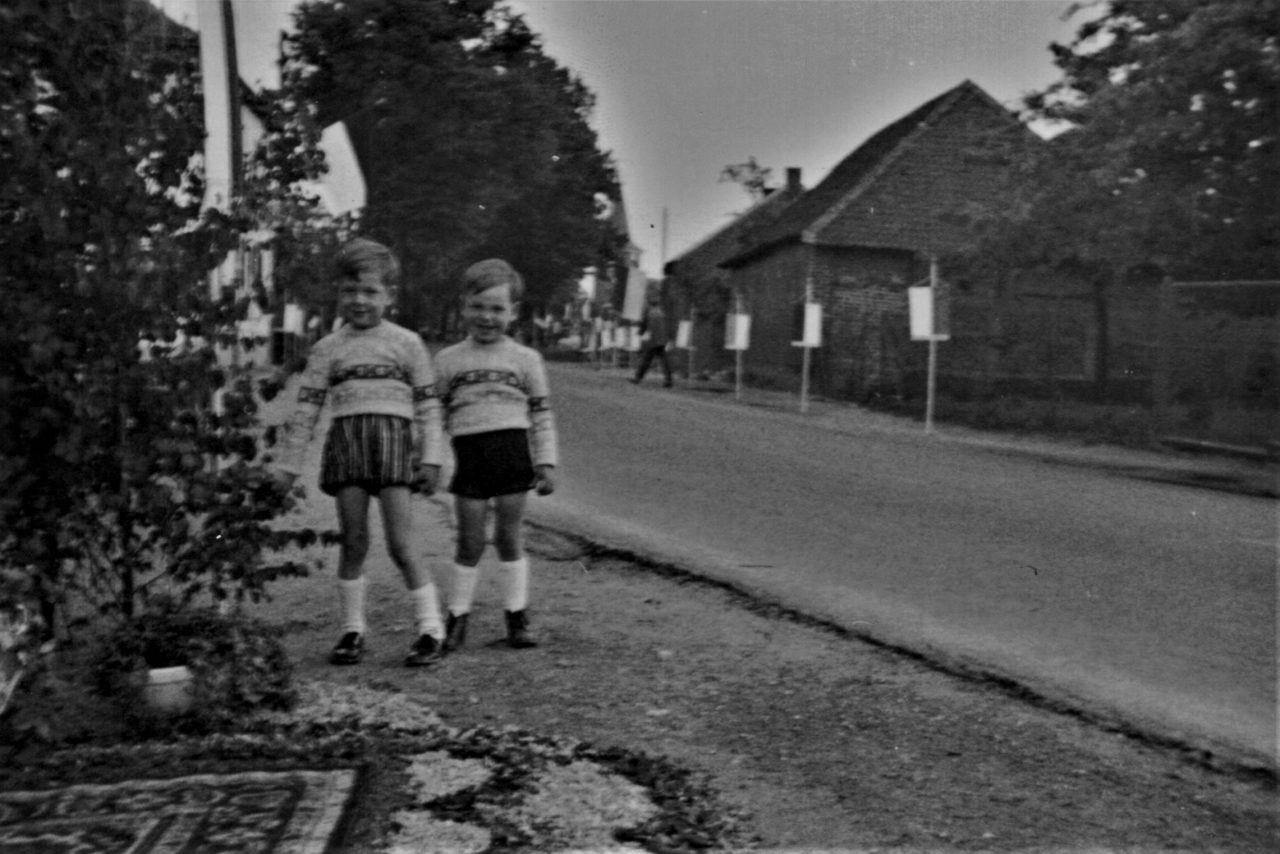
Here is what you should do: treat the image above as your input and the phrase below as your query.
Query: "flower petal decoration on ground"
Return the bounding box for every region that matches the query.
[0,678,755,853]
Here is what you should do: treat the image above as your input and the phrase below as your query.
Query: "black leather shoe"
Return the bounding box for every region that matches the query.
[329,631,364,665]
[504,609,539,649]
[404,634,443,667]
[444,612,468,653]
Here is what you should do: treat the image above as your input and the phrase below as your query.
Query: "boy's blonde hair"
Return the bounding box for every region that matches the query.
[462,258,524,301]
[335,238,401,288]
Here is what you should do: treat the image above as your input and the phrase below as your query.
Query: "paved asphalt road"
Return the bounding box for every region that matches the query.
[527,361,1277,770]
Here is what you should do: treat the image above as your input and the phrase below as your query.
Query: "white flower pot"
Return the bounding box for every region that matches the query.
[142,665,195,713]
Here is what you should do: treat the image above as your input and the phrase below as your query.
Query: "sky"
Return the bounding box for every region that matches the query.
[153,0,1084,278]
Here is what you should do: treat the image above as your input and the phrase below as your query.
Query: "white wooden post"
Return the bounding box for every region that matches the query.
[801,278,812,414]
[926,257,940,433]
[909,256,948,434]
[800,345,812,413]
[726,295,750,401]
[686,308,696,386]
[794,302,821,413]
[926,337,938,433]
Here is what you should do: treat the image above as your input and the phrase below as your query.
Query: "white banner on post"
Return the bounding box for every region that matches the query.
[675,319,692,349]
[622,267,647,322]
[909,287,949,341]
[791,302,822,347]
[724,314,751,351]
[282,303,305,335]
[238,314,272,341]
[910,282,947,433]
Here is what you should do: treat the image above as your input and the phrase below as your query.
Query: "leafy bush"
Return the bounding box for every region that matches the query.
[0,0,333,734]
[92,598,296,731]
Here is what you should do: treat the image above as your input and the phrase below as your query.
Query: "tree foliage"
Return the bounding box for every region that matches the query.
[284,0,624,330]
[719,156,775,203]
[950,0,1278,400]
[985,0,1279,279]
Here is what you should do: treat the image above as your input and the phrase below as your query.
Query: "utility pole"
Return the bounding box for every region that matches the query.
[660,207,668,272]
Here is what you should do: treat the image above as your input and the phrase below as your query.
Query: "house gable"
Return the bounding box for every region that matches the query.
[724,80,1035,266]
[807,82,1032,255]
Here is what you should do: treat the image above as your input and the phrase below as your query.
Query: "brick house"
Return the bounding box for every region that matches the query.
[708,79,1038,400]
[663,167,806,374]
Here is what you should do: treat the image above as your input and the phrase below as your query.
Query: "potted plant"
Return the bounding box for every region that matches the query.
[93,595,296,723]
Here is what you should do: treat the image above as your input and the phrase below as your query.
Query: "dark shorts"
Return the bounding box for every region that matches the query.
[320,414,414,496]
[449,429,535,499]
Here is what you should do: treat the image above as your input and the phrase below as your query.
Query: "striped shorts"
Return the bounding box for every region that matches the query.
[320,414,414,496]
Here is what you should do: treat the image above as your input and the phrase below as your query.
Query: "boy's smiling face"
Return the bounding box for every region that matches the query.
[338,271,392,329]
[462,284,516,344]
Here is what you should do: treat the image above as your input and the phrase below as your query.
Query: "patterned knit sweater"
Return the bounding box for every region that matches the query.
[277,321,444,475]
[433,336,558,468]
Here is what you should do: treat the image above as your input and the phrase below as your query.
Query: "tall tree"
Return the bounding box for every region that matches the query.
[467,13,623,316]
[284,0,623,332]
[1025,0,1279,279]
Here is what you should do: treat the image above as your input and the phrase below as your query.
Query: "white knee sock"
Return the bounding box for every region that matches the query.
[337,577,366,634]
[449,563,480,616]
[499,557,529,612]
[409,582,444,640]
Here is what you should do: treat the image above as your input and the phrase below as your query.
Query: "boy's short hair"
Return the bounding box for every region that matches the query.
[335,238,400,288]
[462,258,524,301]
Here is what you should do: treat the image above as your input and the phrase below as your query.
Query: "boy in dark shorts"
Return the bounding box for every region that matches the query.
[275,238,447,667]
[434,259,558,651]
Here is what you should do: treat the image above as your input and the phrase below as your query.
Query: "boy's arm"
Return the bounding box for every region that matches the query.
[410,338,445,471]
[275,338,332,477]
[526,352,558,469]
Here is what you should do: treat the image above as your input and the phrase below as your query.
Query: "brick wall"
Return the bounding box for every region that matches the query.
[729,243,810,389]
[811,246,920,399]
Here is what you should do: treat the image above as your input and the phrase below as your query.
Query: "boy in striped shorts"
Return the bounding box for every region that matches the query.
[275,238,448,667]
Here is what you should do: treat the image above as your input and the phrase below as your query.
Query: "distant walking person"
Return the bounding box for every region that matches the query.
[275,238,448,668]
[631,294,673,387]
[435,259,558,652]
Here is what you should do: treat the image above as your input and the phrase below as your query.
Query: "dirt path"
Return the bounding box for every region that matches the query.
[264,500,1277,852]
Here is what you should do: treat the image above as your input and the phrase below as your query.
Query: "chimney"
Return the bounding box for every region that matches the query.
[785,167,802,191]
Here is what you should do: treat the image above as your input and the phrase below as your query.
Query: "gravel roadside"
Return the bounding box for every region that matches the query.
[250,368,1276,851]
[250,491,1276,851]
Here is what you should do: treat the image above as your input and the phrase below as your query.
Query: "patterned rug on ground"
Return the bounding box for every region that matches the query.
[0,768,358,854]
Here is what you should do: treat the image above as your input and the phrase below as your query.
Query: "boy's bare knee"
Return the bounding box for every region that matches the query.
[494,527,521,559]
[386,541,411,568]
[455,534,485,565]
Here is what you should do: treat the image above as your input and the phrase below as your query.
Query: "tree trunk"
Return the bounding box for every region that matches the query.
[118,403,135,619]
